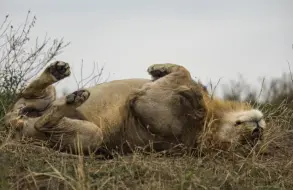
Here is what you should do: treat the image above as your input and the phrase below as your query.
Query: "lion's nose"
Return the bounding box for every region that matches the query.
[251,127,263,140]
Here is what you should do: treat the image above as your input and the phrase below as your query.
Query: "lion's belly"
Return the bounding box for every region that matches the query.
[76,78,150,141]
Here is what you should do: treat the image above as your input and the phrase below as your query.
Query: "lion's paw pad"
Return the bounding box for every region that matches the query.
[48,61,71,80]
[147,63,177,78]
[66,89,90,105]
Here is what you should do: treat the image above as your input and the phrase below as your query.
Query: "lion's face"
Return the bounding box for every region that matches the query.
[215,109,266,148]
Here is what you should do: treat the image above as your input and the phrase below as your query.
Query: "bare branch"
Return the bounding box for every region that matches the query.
[0,11,69,119]
[71,60,107,91]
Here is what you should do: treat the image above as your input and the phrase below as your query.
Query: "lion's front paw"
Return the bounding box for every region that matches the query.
[66,89,90,106]
[47,61,71,81]
[147,63,180,80]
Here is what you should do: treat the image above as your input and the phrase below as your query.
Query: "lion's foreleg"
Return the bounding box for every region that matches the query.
[127,63,208,148]
[175,85,208,147]
[147,63,192,84]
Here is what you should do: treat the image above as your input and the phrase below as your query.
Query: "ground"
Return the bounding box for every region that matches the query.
[1,109,293,190]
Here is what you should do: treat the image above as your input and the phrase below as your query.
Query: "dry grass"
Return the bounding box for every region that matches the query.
[1,101,293,190]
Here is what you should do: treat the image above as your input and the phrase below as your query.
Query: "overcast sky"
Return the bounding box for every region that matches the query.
[1,0,293,96]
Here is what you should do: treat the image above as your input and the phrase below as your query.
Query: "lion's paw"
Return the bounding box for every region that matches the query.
[66,89,90,106]
[147,63,179,79]
[47,61,71,81]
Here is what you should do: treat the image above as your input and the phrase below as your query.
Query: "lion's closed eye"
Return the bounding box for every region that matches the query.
[235,120,242,126]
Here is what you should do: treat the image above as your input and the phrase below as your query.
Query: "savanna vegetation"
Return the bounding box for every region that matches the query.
[1,12,293,190]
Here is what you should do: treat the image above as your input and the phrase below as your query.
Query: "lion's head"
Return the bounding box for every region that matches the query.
[217,109,265,143]
[199,95,266,152]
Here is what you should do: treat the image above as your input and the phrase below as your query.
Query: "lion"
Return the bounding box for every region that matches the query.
[3,61,266,156]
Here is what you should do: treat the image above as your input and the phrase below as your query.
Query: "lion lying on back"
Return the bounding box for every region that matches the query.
[4,61,266,155]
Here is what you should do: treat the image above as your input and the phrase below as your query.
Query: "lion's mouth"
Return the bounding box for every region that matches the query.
[239,127,264,146]
[251,127,263,141]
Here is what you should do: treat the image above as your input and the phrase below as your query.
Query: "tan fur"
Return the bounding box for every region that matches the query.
[4,62,266,156]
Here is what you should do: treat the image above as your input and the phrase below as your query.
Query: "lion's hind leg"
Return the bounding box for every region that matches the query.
[4,61,72,143]
[34,89,103,154]
[8,61,71,117]
[18,61,71,117]
[21,61,71,98]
